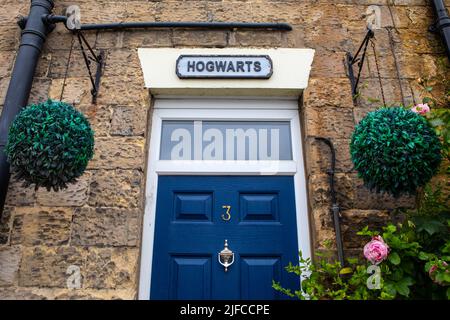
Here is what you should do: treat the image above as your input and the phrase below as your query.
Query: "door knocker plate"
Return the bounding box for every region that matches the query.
[218,239,234,272]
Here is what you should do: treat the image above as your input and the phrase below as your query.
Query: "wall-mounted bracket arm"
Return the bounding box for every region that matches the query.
[346,28,374,100]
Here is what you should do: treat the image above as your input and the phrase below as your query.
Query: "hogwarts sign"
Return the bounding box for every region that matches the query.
[176,55,273,79]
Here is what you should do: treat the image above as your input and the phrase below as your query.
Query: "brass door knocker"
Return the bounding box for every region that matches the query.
[218,240,234,272]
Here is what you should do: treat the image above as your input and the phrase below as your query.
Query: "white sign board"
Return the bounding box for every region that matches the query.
[176,55,273,79]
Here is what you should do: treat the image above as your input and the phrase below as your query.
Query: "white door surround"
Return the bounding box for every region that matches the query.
[137,47,315,300]
[138,99,312,300]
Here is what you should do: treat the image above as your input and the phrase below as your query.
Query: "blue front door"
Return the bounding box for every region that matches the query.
[150,176,300,300]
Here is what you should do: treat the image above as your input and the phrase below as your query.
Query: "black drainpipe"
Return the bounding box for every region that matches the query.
[0,0,55,216]
[431,0,450,60]
[313,137,345,267]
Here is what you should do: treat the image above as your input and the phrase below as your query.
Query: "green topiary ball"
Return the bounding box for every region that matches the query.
[5,100,94,191]
[350,107,442,197]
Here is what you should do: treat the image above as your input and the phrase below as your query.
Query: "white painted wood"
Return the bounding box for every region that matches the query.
[138,48,315,96]
[138,99,311,300]
[155,160,297,175]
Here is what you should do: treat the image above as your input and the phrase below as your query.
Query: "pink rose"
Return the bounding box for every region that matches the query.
[364,235,389,265]
[411,103,430,115]
[429,261,448,285]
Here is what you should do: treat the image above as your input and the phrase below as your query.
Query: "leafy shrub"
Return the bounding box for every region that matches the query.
[5,100,94,191]
[350,107,442,197]
[273,185,450,300]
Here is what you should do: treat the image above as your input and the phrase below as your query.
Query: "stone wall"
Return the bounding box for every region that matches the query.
[0,0,448,299]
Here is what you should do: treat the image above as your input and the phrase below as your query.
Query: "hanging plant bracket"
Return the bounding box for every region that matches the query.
[346,28,375,100]
[75,31,104,104]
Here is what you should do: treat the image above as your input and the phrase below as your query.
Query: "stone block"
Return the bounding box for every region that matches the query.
[391,6,434,30]
[83,247,139,290]
[125,2,158,22]
[0,246,21,286]
[0,50,14,79]
[19,246,85,288]
[230,31,283,47]
[52,288,136,300]
[0,24,20,50]
[88,169,143,208]
[49,50,90,79]
[11,207,73,246]
[5,177,36,207]
[309,50,348,79]
[77,104,113,137]
[397,30,445,55]
[156,1,207,22]
[95,31,123,50]
[303,24,352,52]
[49,77,92,105]
[0,76,11,104]
[173,30,227,47]
[0,287,48,300]
[103,49,143,78]
[206,1,254,23]
[303,78,354,109]
[28,78,51,104]
[111,105,148,136]
[96,75,150,107]
[303,106,355,140]
[120,30,173,48]
[308,173,355,210]
[36,172,91,207]
[71,207,141,247]
[355,78,414,110]
[398,53,440,79]
[0,206,12,245]
[341,209,390,249]
[305,137,354,174]
[88,137,145,170]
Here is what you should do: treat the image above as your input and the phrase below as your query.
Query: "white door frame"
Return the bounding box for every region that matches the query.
[138,98,311,300]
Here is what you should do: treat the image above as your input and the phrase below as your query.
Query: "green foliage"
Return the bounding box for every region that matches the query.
[426,109,450,169]
[274,186,449,300]
[5,100,94,191]
[350,107,442,197]
[417,65,450,172]
[272,251,380,300]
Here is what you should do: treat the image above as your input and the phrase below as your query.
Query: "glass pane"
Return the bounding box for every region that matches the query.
[160,121,292,161]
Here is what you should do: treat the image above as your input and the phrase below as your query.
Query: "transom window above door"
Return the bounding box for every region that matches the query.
[160,121,293,161]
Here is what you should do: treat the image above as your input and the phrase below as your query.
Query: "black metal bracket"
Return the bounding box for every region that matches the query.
[346,28,375,100]
[75,31,104,104]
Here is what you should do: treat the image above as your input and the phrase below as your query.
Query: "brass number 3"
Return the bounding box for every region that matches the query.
[221,205,231,221]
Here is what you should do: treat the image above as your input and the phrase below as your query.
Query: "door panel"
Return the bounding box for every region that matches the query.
[240,257,281,300]
[170,256,212,300]
[240,193,279,222]
[151,176,299,300]
[174,193,213,221]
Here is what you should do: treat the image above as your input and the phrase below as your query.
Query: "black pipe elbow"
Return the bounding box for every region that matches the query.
[431,0,450,60]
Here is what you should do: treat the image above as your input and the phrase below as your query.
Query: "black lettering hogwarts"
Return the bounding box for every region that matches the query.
[186,59,263,73]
